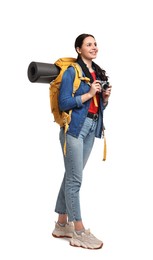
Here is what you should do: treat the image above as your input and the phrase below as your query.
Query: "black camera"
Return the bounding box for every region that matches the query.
[100,81,109,91]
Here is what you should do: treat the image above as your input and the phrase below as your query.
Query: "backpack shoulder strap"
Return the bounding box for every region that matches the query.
[70,63,90,94]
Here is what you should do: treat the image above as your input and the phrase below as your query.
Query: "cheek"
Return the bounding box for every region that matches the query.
[81,49,91,58]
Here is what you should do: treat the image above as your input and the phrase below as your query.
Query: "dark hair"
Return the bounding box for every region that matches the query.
[74,33,95,50]
[75,33,108,82]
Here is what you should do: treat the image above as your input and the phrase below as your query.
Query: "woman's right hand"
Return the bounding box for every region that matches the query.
[88,80,102,97]
[81,80,102,103]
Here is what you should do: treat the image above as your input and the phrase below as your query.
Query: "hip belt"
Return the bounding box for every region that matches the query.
[87,112,98,121]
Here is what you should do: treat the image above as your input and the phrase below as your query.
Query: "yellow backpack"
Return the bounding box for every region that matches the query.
[49,57,90,154]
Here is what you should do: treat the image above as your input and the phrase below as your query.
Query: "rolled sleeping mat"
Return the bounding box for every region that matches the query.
[27,61,60,83]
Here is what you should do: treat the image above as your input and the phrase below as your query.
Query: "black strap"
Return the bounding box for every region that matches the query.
[76,58,94,83]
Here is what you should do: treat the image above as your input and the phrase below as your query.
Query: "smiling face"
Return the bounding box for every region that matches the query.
[76,36,98,62]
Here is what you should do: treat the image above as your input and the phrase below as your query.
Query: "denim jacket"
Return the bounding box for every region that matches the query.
[59,65,107,138]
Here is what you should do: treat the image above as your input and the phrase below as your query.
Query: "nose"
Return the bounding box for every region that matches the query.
[92,44,97,49]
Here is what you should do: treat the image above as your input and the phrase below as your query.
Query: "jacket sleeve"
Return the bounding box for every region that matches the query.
[59,67,83,111]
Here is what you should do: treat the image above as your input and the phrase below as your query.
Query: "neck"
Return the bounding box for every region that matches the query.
[85,62,94,73]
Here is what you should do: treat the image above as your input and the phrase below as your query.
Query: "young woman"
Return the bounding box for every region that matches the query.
[52,33,112,249]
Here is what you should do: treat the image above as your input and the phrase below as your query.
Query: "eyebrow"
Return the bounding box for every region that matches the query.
[86,41,97,45]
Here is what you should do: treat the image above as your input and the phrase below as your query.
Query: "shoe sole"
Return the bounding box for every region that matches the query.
[69,241,103,250]
[52,233,73,238]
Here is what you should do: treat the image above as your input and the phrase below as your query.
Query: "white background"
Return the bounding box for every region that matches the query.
[0,0,153,259]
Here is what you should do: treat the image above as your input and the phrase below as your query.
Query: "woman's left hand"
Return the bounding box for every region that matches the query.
[102,85,112,102]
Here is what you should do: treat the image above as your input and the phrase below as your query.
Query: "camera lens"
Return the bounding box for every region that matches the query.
[101,81,109,90]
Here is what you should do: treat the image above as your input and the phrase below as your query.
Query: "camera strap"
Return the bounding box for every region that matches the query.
[102,129,107,161]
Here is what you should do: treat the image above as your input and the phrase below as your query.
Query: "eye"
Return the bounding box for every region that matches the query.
[86,42,97,47]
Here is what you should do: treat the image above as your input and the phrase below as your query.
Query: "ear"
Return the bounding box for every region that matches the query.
[76,47,81,54]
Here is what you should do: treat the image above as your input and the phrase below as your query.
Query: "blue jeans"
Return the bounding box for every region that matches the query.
[55,117,97,222]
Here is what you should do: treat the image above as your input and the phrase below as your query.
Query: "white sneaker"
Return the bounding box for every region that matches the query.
[70,229,103,249]
[52,222,74,238]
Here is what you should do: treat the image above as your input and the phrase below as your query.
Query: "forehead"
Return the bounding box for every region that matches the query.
[83,36,96,45]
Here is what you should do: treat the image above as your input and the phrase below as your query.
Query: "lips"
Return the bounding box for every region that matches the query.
[89,51,97,55]
[90,52,97,56]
